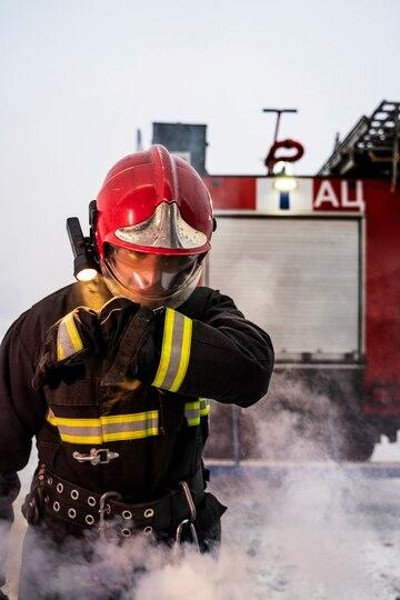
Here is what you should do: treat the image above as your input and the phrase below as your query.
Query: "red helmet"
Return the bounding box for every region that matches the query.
[94,144,213,259]
[93,145,214,308]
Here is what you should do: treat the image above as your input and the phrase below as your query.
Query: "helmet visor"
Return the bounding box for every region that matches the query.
[102,245,203,308]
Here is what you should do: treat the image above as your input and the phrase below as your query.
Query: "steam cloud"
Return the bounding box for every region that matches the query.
[4,394,400,599]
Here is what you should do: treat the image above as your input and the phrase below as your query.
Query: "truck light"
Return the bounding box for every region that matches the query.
[272,161,298,192]
[273,176,298,192]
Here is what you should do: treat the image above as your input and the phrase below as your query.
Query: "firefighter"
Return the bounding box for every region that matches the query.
[0,145,274,598]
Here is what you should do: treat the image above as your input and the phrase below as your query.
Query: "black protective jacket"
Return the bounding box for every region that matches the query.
[0,278,274,532]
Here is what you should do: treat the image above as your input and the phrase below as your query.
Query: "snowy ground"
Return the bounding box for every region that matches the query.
[4,437,400,599]
[213,464,400,599]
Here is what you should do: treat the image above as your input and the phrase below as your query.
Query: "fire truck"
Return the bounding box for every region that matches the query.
[152,101,400,462]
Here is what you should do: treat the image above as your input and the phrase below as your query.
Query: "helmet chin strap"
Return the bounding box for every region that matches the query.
[100,260,203,309]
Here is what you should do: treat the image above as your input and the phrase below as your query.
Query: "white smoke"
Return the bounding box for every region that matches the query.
[245,370,372,463]
[4,389,400,599]
[212,465,400,599]
[5,498,253,600]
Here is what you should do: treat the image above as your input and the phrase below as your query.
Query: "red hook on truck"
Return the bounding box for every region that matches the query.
[264,138,304,173]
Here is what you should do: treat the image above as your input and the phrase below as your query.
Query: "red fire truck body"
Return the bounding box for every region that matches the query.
[202,175,400,460]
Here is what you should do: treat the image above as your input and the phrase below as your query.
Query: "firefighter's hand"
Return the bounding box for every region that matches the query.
[0,517,14,595]
[0,552,8,600]
[0,566,8,599]
[0,473,20,518]
[98,297,140,357]
[99,298,159,386]
[32,307,103,389]
[0,586,9,599]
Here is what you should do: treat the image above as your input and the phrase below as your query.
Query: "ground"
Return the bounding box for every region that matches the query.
[4,440,400,599]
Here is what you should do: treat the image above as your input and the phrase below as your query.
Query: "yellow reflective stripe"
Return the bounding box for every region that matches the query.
[170,317,192,392]
[199,398,211,417]
[185,401,199,411]
[57,313,83,361]
[60,433,104,444]
[152,308,174,387]
[47,412,57,426]
[152,309,193,392]
[46,411,159,443]
[102,427,159,442]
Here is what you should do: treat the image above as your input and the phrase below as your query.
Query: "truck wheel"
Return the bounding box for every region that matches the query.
[328,414,377,462]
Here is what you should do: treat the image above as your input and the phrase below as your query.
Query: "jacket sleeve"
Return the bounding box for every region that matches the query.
[147,288,274,407]
[0,317,45,554]
[0,317,48,475]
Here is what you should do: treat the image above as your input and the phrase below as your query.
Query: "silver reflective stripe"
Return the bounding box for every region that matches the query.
[152,308,193,392]
[185,401,200,426]
[101,418,159,436]
[57,313,84,361]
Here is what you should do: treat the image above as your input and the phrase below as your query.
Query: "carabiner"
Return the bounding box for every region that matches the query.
[98,490,121,542]
[173,480,200,552]
[175,518,200,550]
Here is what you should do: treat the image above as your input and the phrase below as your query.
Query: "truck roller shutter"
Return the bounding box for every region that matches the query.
[207,215,362,363]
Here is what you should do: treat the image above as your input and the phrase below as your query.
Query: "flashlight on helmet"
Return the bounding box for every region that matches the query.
[66,217,99,281]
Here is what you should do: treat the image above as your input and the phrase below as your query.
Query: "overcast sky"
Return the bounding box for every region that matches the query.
[1,0,399,333]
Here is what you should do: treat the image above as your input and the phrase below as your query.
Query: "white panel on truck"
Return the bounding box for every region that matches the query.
[207,215,362,361]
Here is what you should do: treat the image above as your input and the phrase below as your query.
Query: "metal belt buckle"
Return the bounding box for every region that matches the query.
[72,448,120,466]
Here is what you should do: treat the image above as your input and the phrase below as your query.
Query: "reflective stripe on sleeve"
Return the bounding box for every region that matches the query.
[185,401,200,426]
[184,399,211,426]
[152,308,193,392]
[57,313,84,361]
[199,398,211,417]
[47,410,159,444]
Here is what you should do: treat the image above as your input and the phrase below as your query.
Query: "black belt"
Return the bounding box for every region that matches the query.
[42,467,205,537]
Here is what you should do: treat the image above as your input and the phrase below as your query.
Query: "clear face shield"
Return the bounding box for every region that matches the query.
[101,245,204,309]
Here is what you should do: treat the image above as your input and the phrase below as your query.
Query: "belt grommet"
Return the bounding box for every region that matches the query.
[71,489,79,501]
[85,514,95,525]
[68,508,77,519]
[47,477,53,486]
[121,528,132,538]
[53,501,60,512]
[56,483,64,493]
[143,526,153,535]
[144,508,154,519]
[122,510,132,520]
[87,496,96,507]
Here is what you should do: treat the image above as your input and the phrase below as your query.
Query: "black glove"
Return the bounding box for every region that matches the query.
[32,307,103,389]
[99,298,161,386]
[0,524,10,600]
[98,297,140,357]
[0,557,8,599]
[0,473,20,522]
